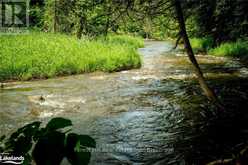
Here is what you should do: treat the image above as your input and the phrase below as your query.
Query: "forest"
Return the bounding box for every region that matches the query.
[0,0,248,165]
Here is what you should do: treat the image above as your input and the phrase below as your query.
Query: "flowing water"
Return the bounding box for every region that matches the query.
[1,41,248,164]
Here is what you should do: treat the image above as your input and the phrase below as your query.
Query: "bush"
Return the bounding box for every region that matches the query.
[0,33,143,81]
[0,118,95,165]
[209,41,248,57]
[190,37,214,53]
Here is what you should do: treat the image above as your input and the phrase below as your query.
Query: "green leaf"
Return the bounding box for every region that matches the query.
[32,131,66,165]
[9,121,41,140]
[33,128,46,141]
[66,133,79,151]
[66,148,91,165]
[14,135,33,154]
[46,118,72,131]
[4,135,33,154]
[4,122,41,152]
[78,135,96,148]
[0,135,6,142]
[65,133,93,165]
[22,122,41,137]
[66,133,96,150]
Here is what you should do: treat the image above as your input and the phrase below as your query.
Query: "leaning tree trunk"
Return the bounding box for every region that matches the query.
[174,0,218,102]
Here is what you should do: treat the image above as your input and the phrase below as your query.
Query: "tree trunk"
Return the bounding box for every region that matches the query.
[76,16,84,39]
[104,4,111,37]
[174,0,218,102]
[53,0,58,33]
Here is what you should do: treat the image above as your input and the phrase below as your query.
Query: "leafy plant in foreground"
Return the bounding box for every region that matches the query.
[0,118,96,165]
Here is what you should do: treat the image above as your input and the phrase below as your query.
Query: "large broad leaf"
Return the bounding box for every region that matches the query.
[45,118,72,131]
[0,146,3,153]
[5,122,41,152]
[32,131,66,165]
[9,121,41,140]
[13,135,33,155]
[67,150,91,165]
[66,133,79,151]
[78,135,96,148]
[0,135,6,142]
[22,122,41,137]
[66,133,96,150]
[65,133,94,165]
[33,128,46,141]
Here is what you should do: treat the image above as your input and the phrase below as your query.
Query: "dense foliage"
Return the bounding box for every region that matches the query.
[190,37,214,53]
[0,118,96,165]
[29,1,247,43]
[188,0,248,44]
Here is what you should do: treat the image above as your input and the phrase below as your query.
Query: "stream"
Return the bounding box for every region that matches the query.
[1,41,248,164]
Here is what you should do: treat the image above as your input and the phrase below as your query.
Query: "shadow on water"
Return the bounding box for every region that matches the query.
[82,77,248,165]
[171,77,248,164]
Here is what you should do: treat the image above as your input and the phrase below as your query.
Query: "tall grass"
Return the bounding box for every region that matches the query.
[190,37,214,53]
[209,41,248,57]
[0,33,143,81]
[105,35,144,48]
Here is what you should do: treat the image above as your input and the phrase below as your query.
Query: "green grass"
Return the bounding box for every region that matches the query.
[190,37,214,53]
[0,33,143,81]
[105,35,144,48]
[209,41,248,57]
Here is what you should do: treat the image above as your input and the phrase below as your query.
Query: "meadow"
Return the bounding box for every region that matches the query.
[190,38,248,59]
[0,33,143,81]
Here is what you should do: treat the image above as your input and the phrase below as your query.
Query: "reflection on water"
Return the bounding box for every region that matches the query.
[1,41,248,164]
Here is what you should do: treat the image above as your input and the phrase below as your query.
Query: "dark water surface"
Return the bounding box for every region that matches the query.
[1,41,248,164]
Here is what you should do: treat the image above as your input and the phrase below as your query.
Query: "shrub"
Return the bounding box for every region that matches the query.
[190,37,214,53]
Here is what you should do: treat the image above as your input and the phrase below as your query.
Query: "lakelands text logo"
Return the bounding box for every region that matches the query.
[0,153,24,164]
[0,0,29,34]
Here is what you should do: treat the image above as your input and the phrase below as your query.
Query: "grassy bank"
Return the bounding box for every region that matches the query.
[209,41,248,57]
[190,37,248,59]
[0,33,143,81]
